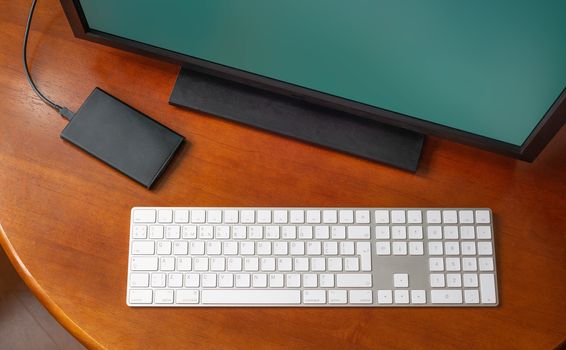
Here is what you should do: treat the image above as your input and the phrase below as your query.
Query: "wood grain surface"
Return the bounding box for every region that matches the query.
[1,1,565,349]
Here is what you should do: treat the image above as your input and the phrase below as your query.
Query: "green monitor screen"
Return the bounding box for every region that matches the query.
[75,0,566,148]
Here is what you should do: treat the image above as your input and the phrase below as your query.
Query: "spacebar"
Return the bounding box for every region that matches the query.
[202,290,301,304]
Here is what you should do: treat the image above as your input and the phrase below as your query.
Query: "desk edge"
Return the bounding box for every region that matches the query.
[0,222,105,350]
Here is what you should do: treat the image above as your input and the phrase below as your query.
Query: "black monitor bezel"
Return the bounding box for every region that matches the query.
[60,0,566,161]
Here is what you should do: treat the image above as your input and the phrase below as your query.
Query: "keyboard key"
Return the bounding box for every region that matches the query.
[331,226,346,239]
[269,274,284,287]
[461,242,476,255]
[129,273,149,287]
[348,226,370,239]
[314,226,330,239]
[257,210,271,223]
[430,274,445,287]
[323,242,338,255]
[393,273,409,288]
[391,210,406,223]
[464,290,480,304]
[336,273,372,287]
[478,242,493,255]
[132,241,155,255]
[375,226,390,239]
[273,210,288,224]
[375,242,391,255]
[202,290,300,304]
[426,210,441,224]
[355,210,370,223]
[339,210,354,223]
[340,242,355,255]
[156,241,171,255]
[303,274,318,288]
[185,274,199,287]
[235,274,250,287]
[443,226,458,239]
[480,274,497,303]
[427,226,442,239]
[129,289,152,304]
[168,273,183,287]
[328,258,343,271]
[375,210,389,223]
[289,210,304,223]
[298,226,313,239]
[357,242,372,271]
[207,210,222,223]
[462,258,478,271]
[176,290,199,304]
[344,257,359,271]
[173,241,188,255]
[306,210,321,223]
[429,258,444,271]
[394,290,409,304]
[240,210,255,223]
[133,225,148,239]
[445,258,461,271]
[224,210,239,223]
[431,290,462,304]
[460,226,475,239]
[479,257,494,271]
[322,210,338,223]
[328,290,347,304]
[349,290,372,304]
[281,226,296,239]
[409,241,424,255]
[458,210,474,224]
[311,258,326,272]
[408,226,423,239]
[252,274,267,287]
[152,273,166,287]
[155,289,174,304]
[294,258,309,271]
[303,290,326,304]
[411,290,426,304]
[227,258,242,271]
[307,242,322,255]
[445,242,460,255]
[446,274,461,287]
[133,209,156,223]
[131,257,158,271]
[475,210,491,223]
[392,242,407,255]
[442,210,458,223]
[463,273,479,287]
[392,226,407,239]
[377,290,393,304]
[286,274,300,287]
[407,210,422,224]
[428,242,443,255]
[191,210,205,223]
[477,226,492,239]
[319,274,334,287]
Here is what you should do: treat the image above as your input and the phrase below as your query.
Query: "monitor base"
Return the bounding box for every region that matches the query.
[169,68,425,172]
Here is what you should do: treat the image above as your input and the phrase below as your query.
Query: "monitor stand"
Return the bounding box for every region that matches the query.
[169,68,425,172]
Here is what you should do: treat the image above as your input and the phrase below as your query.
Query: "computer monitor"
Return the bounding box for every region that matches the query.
[61,0,566,162]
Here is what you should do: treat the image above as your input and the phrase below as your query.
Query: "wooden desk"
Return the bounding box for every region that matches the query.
[1,1,565,349]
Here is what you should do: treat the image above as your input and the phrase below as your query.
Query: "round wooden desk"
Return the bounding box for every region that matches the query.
[1,1,565,349]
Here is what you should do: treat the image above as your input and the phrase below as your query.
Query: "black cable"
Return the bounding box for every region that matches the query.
[23,0,74,120]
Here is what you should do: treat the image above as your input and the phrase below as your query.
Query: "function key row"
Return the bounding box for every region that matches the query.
[133,209,491,225]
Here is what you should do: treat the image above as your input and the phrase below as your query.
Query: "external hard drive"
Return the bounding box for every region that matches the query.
[60,88,184,188]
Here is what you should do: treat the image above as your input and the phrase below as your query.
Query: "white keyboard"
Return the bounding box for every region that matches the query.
[127,207,498,307]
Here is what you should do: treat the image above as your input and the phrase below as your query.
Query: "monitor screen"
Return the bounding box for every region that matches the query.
[78,0,566,146]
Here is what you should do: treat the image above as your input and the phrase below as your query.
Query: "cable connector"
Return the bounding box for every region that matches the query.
[59,107,75,121]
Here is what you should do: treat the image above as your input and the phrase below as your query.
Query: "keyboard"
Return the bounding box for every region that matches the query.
[127,207,498,307]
